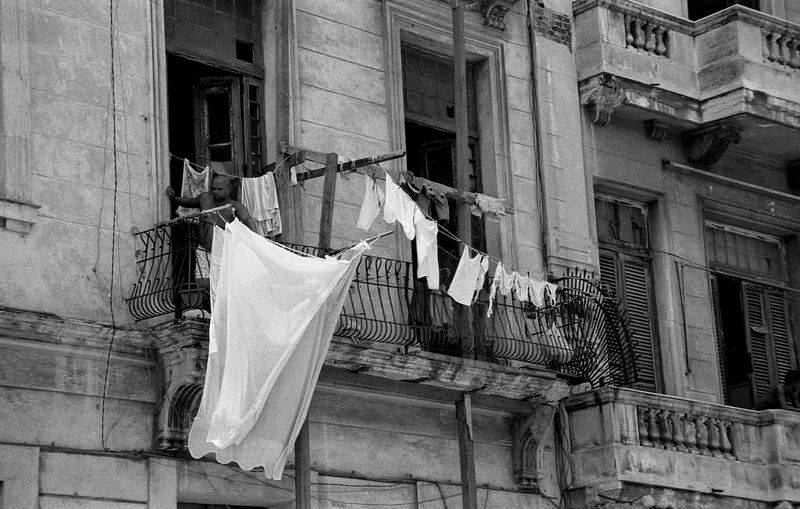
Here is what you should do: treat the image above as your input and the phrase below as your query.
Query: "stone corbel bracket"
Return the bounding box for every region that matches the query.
[153,318,209,451]
[583,75,627,126]
[512,406,558,491]
[684,121,743,166]
[447,0,521,30]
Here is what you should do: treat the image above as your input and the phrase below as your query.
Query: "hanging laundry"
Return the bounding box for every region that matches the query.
[188,220,366,480]
[356,175,385,231]
[474,255,489,304]
[421,183,450,222]
[383,173,417,240]
[513,272,530,303]
[241,172,282,236]
[429,288,454,327]
[487,262,515,318]
[414,213,440,290]
[177,159,210,216]
[540,321,573,364]
[529,278,547,308]
[544,282,558,306]
[447,247,487,306]
[475,193,506,218]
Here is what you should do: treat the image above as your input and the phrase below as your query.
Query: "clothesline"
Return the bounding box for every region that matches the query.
[169,153,248,180]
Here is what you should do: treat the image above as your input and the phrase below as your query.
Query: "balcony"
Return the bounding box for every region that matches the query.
[564,387,800,506]
[126,216,640,449]
[575,0,800,165]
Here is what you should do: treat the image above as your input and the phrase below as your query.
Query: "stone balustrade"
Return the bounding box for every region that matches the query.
[636,405,735,458]
[623,14,669,57]
[564,387,800,506]
[763,28,800,69]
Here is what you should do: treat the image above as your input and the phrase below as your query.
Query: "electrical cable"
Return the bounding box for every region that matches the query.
[100,0,120,452]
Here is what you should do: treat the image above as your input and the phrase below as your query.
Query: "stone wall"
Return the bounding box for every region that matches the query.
[0,0,156,323]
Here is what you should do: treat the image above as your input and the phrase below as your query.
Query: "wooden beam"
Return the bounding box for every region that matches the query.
[406,175,513,214]
[452,0,471,245]
[318,152,338,251]
[294,420,312,508]
[456,393,478,509]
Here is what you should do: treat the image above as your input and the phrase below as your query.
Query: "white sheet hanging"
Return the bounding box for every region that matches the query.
[188,220,366,479]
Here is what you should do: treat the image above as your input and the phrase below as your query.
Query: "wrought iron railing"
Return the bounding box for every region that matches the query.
[127,218,638,385]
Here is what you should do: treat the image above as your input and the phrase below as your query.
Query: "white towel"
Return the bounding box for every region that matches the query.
[414,213,440,290]
[356,176,385,231]
[447,247,487,306]
[383,173,417,240]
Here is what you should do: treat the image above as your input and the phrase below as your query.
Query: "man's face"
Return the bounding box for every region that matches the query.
[211,178,231,200]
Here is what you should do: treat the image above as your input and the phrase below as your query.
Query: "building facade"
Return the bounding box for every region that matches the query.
[0,0,799,507]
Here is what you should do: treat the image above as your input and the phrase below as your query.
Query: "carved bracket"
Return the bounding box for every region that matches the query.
[445,0,521,31]
[684,122,742,166]
[512,406,557,491]
[645,119,668,141]
[153,319,209,451]
[585,76,627,126]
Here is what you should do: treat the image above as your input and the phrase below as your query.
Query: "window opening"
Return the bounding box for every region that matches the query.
[595,195,661,392]
[688,0,759,20]
[706,222,796,409]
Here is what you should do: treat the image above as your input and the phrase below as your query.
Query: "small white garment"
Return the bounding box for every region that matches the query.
[383,173,417,240]
[414,213,439,290]
[544,282,558,306]
[513,272,530,303]
[447,247,487,306]
[487,262,515,318]
[241,172,282,236]
[188,220,366,480]
[177,159,210,216]
[529,278,547,308]
[356,176,385,231]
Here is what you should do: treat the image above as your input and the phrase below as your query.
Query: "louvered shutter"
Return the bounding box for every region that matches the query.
[766,290,795,386]
[621,256,658,392]
[710,276,729,404]
[744,284,773,401]
[598,251,618,298]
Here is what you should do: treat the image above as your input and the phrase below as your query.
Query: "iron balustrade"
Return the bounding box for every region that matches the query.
[127,217,638,384]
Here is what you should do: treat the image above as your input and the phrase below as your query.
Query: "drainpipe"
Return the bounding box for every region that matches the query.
[526,0,552,276]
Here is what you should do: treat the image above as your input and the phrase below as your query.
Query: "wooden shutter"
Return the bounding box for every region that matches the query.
[621,255,658,392]
[710,275,729,404]
[598,250,658,391]
[744,284,773,401]
[766,289,795,386]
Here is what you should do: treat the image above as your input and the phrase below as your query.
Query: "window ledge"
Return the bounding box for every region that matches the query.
[0,196,40,234]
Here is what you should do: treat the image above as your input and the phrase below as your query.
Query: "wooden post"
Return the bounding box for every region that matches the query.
[452,0,471,246]
[294,420,312,508]
[456,393,478,509]
[318,152,338,251]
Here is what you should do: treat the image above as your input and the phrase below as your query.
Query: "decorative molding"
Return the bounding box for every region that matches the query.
[441,0,521,31]
[584,76,626,125]
[684,121,742,166]
[512,407,556,491]
[644,119,668,141]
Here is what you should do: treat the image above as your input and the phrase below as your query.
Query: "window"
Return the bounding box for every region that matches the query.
[688,0,759,20]
[706,222,796,408]
[595,196,661,392]
[401,43,485,282]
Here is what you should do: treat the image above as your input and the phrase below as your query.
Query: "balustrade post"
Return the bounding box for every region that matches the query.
[644,23,656,54]
[696,416,710,455]
[778,35,790,65]
[624,14,634,47]
[719,420,734,459]
[654,26,667,56]
[763,30,772,61]
[708,417,721,456]
[789,38,800,68]
[638,407,652,446]
[647,407,661,447]
[673,412,686,452]
[657,410,674,450]
[684,417,697,453]
[633,19,645,49]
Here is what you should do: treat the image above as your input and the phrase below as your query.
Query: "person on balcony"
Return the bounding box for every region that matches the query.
[167,175,257,313]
